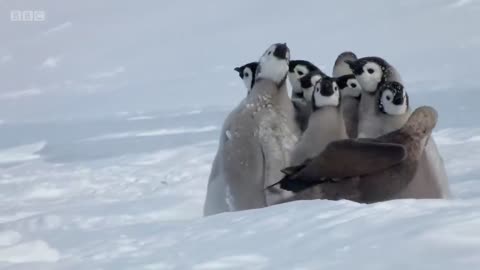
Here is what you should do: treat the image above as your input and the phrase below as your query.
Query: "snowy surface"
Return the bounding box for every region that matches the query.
[1,107,480,270]
[1,0,480,269]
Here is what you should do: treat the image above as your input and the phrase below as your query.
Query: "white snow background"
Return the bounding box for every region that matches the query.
[1,0,480,269]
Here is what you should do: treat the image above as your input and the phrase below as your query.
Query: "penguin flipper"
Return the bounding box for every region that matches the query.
[203,151,230,216]
[260,136,296,205]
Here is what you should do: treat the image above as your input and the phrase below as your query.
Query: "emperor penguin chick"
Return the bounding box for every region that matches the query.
[373,81,412,136]
[203,43,300,215]
[336,74,362,138]
[288,60,322,99]
[290,77,347,166]
[234,62,258,93]
[299,70,326,105]
[294,70,326,131]
[288,60,326,132]
[345,56,404,138]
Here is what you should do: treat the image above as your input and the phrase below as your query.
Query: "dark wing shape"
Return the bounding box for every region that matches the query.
[280,162,309,175]
[266,163,307,191]
[299,139,407,179]
[272,139,406,193]
[279,177,319,193]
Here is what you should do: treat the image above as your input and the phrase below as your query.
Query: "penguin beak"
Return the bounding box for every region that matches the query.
[234,67,243,78]
[392,94,404,105]
[345,60,363,75]
[273,43,290,60]
[288,62,296,72]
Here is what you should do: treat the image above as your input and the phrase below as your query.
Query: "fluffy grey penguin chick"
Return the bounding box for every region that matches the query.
[288,60,321,100]
[336,74,362,138]
[345,56,404,138]
[332,51,362,138]
[288,60,326,131]
[203,43,300,215]
[293,70,327,131]
[373,81,412,136]
[290,77,347,166]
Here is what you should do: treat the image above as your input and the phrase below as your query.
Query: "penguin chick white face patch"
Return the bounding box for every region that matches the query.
[357,62,383,93]
[303,74,323,102]
[313,81,340,108]
[380,88,408,115]
[293,65,309,79]
[242,67,253,91]
[288,65,308,92]
[258,45,289,85]
[341,78,362,98]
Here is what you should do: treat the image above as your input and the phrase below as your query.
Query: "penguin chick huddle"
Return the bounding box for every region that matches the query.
[203,43,452,216]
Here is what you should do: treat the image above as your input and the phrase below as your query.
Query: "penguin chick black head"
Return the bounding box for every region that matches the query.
[256,43,290,86]
[234,62,258,91]
[312,77,340,111]
[345,57,401,94]
[288,60,321,95]
[299,70,327,102]
[378,81,409,115]
[336,74,362,99]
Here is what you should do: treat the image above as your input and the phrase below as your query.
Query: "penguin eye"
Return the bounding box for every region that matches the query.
[244,73,249,78]
[350,83,357,88]
[297,70,304,76]
[367,68,375,74]
[334,86,338,91]
[386,95,391,101]
[268,51,272,56]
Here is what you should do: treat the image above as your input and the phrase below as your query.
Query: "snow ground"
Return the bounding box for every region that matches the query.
[1,0,480,269]
[0,102,480,269]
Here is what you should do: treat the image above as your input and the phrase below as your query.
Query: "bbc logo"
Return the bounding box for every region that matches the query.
[10,10,46,22]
